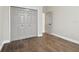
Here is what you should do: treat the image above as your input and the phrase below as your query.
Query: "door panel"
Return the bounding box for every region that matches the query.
[45,12,53,34]
[23,9,37,38]
[11,7,38,41]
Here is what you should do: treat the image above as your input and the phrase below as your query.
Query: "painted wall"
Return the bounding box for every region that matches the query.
[0,6,10,49]
[44,6,79,43]
[42,13,45,33]
[0,7,3,45]
[2,6,10,42]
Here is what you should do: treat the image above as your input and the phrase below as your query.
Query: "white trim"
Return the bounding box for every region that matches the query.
[9,6,11,43]
[0,40,10,51]
[0,44,3,51]
[38,34,43,37]
[51,33,79,44]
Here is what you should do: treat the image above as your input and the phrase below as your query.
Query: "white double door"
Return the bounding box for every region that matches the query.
[11,7,37,41]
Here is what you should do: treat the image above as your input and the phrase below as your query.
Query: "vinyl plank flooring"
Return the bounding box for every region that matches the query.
[1,33,79,52]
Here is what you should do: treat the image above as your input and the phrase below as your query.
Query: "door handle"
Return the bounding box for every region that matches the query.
[49,24,52,25]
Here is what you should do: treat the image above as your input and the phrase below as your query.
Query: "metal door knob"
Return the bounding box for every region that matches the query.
[49,24,52,25]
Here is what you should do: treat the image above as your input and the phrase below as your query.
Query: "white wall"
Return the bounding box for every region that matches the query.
[18,6,43,36]
[0,6,10,49]
[42,13,45,33]
[2,6,10,42]
[0,7,3,46]
[44,6,79,43]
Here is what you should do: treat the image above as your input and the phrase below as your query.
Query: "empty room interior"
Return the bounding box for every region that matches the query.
[0,6,79,52]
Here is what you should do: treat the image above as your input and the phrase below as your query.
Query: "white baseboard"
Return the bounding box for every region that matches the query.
[38,34,43,37]
[0,40,10,51]
[51,33,79,44]
[0,44,3,51]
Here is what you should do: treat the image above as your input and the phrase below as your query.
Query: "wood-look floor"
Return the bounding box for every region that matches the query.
[1,33,79,52]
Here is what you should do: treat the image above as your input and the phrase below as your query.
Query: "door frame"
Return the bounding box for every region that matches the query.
[10,6,38,41]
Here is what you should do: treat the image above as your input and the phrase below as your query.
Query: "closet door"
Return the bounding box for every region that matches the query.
[11,7,24,40]
[23,9,37,38]
[11,7,38,41]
